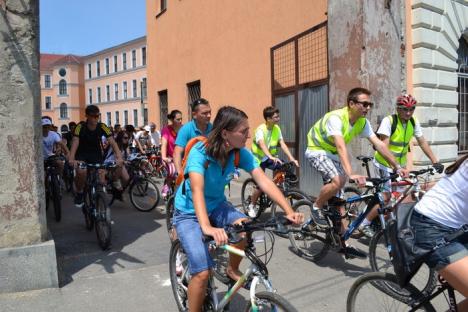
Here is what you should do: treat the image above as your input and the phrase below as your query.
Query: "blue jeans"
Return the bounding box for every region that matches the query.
[411,211,468,270]
[173,201,246,275]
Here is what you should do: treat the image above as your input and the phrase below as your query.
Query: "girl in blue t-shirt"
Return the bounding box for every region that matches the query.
[173,106,303,312]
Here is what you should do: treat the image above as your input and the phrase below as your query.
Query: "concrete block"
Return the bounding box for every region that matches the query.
[412,87,458,106]
[412,0,445,13]
[413,8,441,30]
[412,28,458,59]
[414,107,457,125]
[413,68,457,89]
[422,126,458,143]
[0,238,58,293]
[412,143,458,164]
[412,47,457,71]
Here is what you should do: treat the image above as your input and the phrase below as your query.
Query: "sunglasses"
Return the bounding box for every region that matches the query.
[397,106,416,112]
[123,136,129,139]
[354,100,374,108]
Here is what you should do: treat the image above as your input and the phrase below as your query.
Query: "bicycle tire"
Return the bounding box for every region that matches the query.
[346,272,436,312]
[51,174,62,222]
[270,188,310,238]
[95,191,111,250]
[243,291,298,312]
[288,199,330,262]
[368,228,438,301]
[129,177,160,212]
[169,239,190,312]
[240,178,265,217]
[64,166,74,193]
[83,191,94,231]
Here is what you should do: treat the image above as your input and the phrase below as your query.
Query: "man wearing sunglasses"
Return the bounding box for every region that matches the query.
[354,94,444,237]
[305,87,406,258]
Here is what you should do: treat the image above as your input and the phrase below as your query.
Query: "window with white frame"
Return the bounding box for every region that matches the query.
[132,79,137,98]
[124,110,128,125]
[97,87,101,103]
[88,88,93,104]
[122,52,127,70]
[132,50,136,68]
[105,58,109,75]
[60,103,68,119]
[133,109,138,127]
[59,79,67,95]
[45,96,51,110]
[88,64,92,79]
[142,78,147,98]
[106,112,112,126]
[114,83,119,101]
[115,111,120,125]
[113,55,118,72]
[44,75,51,88]
[142,47,146,66]
[96,60,100,77]
[123,81,128,99]
[106,85,110,102]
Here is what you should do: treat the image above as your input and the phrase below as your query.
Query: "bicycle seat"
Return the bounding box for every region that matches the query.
[356,155,373,162]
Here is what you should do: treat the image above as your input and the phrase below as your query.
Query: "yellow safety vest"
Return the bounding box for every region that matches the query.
[307,107,367,154]
[374,115,414,167]
[251,123,281,163]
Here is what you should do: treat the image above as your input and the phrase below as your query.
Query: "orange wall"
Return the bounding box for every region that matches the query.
[146,1,327,129]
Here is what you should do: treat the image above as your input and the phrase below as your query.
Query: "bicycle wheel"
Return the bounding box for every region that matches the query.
[270,188,310,238]
[166,195,175,238]
[51,174,62,222]
[369,229,438,300]
[83,191,94,231]
[169,239,190,312]
[244,291,298,312]
[95,191,111,250]
[347,272,436,312]
[288,199,330,262]
[129,177,160,212]
[210,245,231,285]
[64,166,74,193]
[241,178,263,217]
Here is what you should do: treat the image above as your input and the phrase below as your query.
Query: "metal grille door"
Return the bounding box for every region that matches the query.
[458,37,468,153]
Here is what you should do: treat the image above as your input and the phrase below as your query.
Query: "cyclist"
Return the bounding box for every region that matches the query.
[411,154,468,310]
[69,105,124,207]
[305,87,407,258]
[160,110,183,198]
[173,98,213,175]
[356,94,443,238]
[125,124,144,154]
[135,126,152,152]
[147,122,161,148]
[247,106,299,217]
[63,121,77,150]
[42,117,69,173]
[104,130,131,200]
[173,106,303,312]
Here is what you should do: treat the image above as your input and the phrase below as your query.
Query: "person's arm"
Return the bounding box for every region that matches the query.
[415,136,438,164]
[333,135,366,185]
[250,167,303,224]
[69,136,79,167]
[161,137,171,162]
[173,145,184,174]
[190,172,228,245]
[279,139,298,167]
[57,140,70,159]
[107,136,124,166]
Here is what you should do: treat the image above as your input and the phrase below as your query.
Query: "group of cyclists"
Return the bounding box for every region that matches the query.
[41,86,467,311]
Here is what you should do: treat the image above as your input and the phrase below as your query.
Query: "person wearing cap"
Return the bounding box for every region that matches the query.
[353,94,444,237]
[42,117,69,175]
[135,125,152,152]
[147,122,161,148]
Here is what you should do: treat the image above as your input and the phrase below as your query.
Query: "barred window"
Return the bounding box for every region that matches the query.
[457,37,468,153]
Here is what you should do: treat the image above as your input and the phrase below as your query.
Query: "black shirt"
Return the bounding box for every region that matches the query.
[74,121,112,162]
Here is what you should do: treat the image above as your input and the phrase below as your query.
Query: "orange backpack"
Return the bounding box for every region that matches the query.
[175,136,240,193]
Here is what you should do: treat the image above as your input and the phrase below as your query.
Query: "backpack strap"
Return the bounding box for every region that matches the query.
[175,136,209,195]
[390,114,398,137]
[234,149,240,168]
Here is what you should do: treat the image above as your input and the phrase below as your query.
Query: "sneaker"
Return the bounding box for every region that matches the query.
[358,224,375,238]
[247,204,258,218]
[340,245,367,259]
[310,207,328,227]
[74,192,84,208]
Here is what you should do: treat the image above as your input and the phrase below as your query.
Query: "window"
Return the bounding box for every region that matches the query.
[88,88,93,104]
[115,111,120,125]
[159,90,168,127]
[59,68,66,77]
[105,58,109,75]
[44,75,51,88]
[160,0,167,12]
[97,87,101,103]
[88,64,92,79]
[114,83,119,101]
[132,79,137,98]
[132,50,136,68]
[45,96,51,110]
[458,37,468,153]
[123,81,128,99]
[124,110,128,125]
[106,85,110,102]
[133,109,138,127]
[60,103,68,119]
[142,78,147,98]
[96,61,100,77]
[113,55,118,72]
[187,80,201,115]
[122,52,127,70]
[143,108,148,126]
[59,79,67,95]
[106,112,112,126]
[142,47,147,66]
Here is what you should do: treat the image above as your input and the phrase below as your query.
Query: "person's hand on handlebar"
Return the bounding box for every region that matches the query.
[396,167,409,178]
[269,156,283,165]
[432,162,444,174]
[202,226,228,246]
[349,174,367,187]
[291,159,299,168]
[285,211,304,225]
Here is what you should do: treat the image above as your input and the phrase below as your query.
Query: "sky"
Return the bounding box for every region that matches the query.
[40,0,146,56]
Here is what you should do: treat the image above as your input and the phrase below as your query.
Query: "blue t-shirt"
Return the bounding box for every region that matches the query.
[175,120,213,149]
[175,142,258,214]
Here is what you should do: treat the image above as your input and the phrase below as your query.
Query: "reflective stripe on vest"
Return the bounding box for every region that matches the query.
[307,107,367,154]
[374,115,414,167]
[251,124,280,162]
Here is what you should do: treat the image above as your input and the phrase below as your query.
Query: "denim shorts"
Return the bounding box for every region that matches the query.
[411,211,468,271]
[173,201,246,275]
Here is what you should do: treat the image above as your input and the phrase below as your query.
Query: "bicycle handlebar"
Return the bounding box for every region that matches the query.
[78,162,117,170]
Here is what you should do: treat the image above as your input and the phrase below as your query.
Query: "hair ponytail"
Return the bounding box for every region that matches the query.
[445,154,468,175]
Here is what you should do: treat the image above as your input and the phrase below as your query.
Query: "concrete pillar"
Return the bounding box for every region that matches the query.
[0,0,58,293]
[327,0,404,172]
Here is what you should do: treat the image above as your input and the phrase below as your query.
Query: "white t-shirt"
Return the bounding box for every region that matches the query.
[150,130,161,147]
[42,131,61,159]
[135,131,151,148]
[415,160,468,229]
[305,116,375,161]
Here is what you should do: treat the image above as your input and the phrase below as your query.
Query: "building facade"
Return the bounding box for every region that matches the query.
[40,36,147,132]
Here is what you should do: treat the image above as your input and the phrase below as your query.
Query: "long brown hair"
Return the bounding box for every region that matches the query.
[445,154,468,175]
[206,106,248,164]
